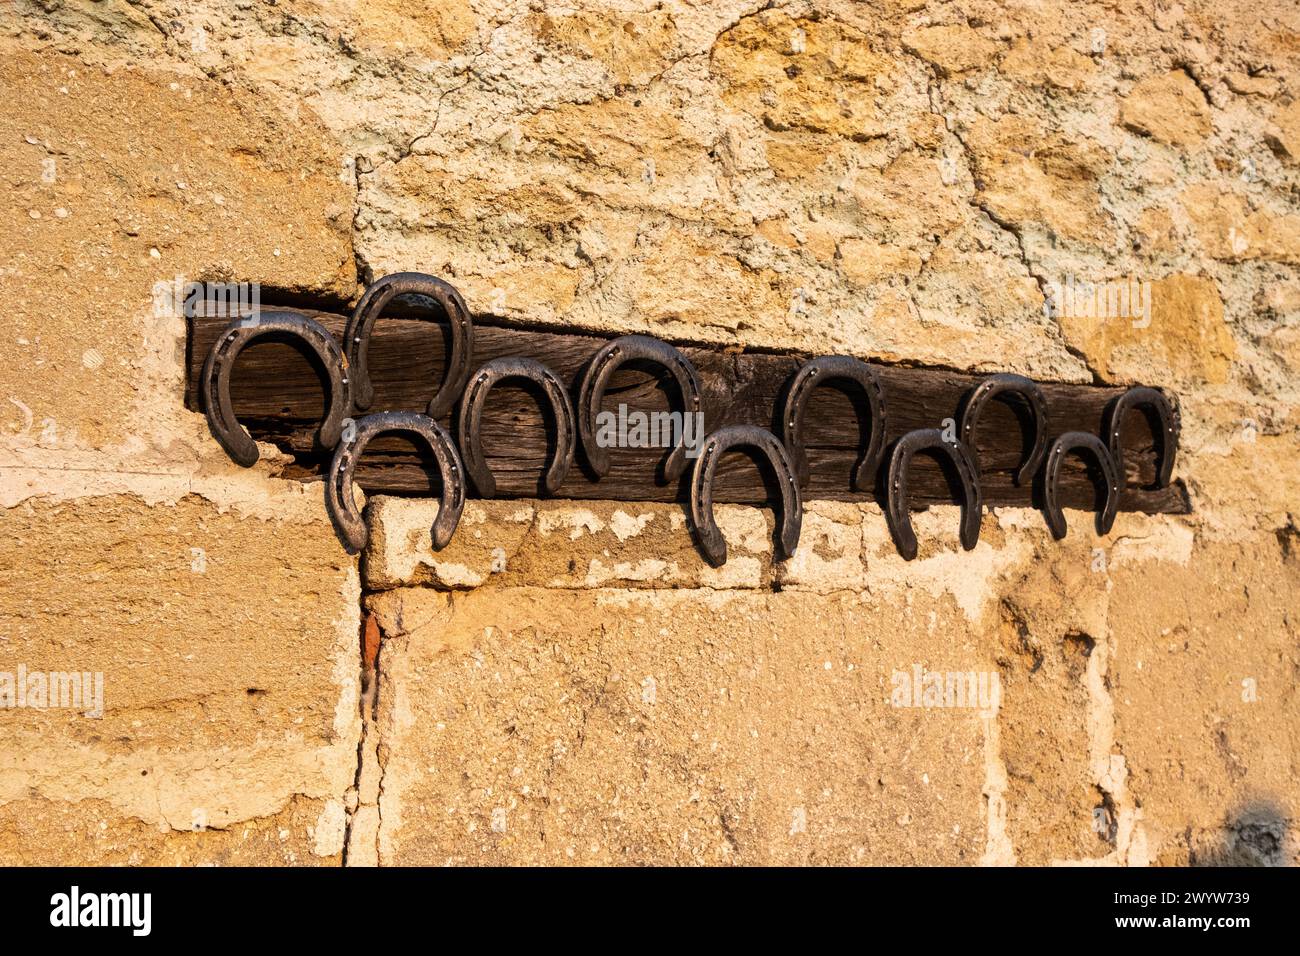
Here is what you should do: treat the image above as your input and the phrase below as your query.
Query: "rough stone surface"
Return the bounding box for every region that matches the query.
[3,0,1299,866]
[1121,71,1214,148]
[0,496,360,865]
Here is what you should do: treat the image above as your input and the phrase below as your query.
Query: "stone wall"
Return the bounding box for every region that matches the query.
[1,0,1296,865]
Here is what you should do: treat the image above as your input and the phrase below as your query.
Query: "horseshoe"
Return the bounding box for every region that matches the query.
[689,424,802,567]
[957,373,1048,486]
[344,272,474,418]
[779,355,887,492]
[578,334,702,482]
[1103,386,1179,490]
[457,357,576,497]
[325,411,465,553]
[1042,431,1120,540]
[885,429,983,561]
[201,310,350,467]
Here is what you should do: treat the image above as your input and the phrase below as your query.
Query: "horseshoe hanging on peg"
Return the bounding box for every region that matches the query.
[344,272,474,418]
[1042,431,1120,540]
[1102,386,1179,491]
[957,373,1049,486]
[689,424,802,567]
[201,310,350,467]
[325,411,465,553]
[578,334,702,482]
[885,429,983,561]
[779,355,887,492]
[457,357,576,498]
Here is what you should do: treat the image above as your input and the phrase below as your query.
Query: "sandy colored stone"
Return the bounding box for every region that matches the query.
[527,8,680,87]
[1134,207,1179,253]
[0,495,360,864]
[1180,183,1300,264]
[1056,273,1236,384]
[966,114,1113,243]
[0,794,344,867]
[908,112,948,150]
[0,44,353,450]
[629,229,789,334]
[301,0,479,60]
[365,497,779,592]
[998,38,1096,91]
[1224,72,1281,98]
[1121,71,1213,147]
[522,99,711,184]
[371,587,989,865]
[904,24,999,76]
[1109,539,1299,865]
[714,11,895,139]
[839,238,924,286]
[852,148,969,239]
[1266,98,1300,160]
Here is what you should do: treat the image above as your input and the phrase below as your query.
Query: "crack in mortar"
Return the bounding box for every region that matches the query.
[342,611,383,866]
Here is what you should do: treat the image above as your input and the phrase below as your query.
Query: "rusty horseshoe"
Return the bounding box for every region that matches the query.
[1042,431,1120,540]
[689,424,802,567]
[344,272,474,418]
[325,411,465,553]
[457,357,576,497]
[885,429,983,561]
[577,334,702,482]
[958,373,1049,486]
[201,310,350,467]
[779,355,887,492]
[1102,386,1179,491]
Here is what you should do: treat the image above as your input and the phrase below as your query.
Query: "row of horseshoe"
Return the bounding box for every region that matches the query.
[200,272,1181,565]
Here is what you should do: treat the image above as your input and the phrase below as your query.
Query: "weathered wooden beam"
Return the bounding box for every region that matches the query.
[185,306,1189,514]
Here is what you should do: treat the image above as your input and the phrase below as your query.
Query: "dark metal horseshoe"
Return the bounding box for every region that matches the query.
[885,429,983,561]
[325,411,465,553]
[201,310,349,467]
[779,355,887,492]
[1103,386,1179,490]
[958,373,1048,486]
[344,272,474,418]
[577,334,702,482]
[457,357,576,498]
[1042,431,1120,540]
[689,424,802,567]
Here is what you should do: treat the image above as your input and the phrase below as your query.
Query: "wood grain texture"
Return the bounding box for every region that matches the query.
[185,305,1189,514]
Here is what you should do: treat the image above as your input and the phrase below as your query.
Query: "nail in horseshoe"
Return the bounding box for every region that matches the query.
[344,272,474,418]
[325,411,465,552]
[779,355,887,492]
[885,429,982,561]
[201,310,350,467]
[457,357,576,498]
[578,334,702,482]
[1042,431,1119,540]
[690,424,802,567]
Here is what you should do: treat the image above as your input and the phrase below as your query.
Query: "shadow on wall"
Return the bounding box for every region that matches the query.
[1192,799,1292,866]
